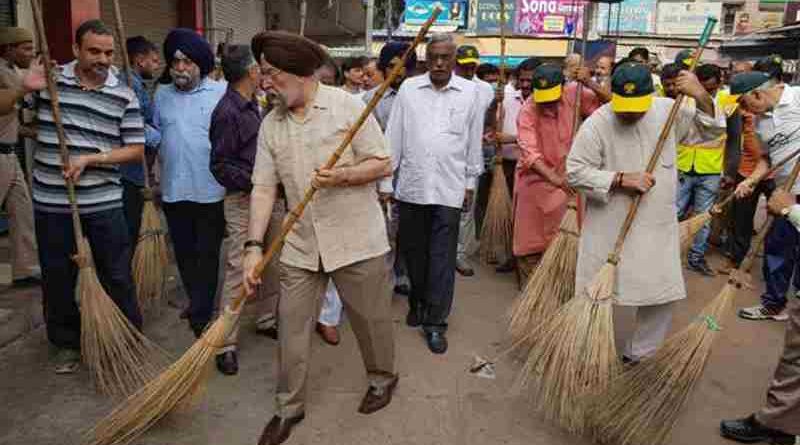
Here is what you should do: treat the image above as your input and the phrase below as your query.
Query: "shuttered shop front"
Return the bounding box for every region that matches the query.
[100,0,178,53]
[0,0,16,27]
[209,0,266,46]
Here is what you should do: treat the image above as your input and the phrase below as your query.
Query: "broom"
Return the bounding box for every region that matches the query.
[679,144,800,254]
[507,4,590,348]
[515,17,718,435]
[479,0,513,265]
[86,12,441,445]
[589,155,800,445]
[109,0,169,312]
[30,0,167,397]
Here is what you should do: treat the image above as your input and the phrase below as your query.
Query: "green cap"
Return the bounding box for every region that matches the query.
[532,64,564,103]
[730,71,771,95]
[611,62,655,113]
[675,49,694,68]
[0,27,33,46]
[456,45,480,65]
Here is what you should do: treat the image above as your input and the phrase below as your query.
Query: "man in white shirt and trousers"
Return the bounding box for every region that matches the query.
[386,34,484,354]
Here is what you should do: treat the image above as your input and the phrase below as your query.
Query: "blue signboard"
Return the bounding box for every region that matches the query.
[475,0,516,34]
[404,0,467,27]
[596,0,657,34]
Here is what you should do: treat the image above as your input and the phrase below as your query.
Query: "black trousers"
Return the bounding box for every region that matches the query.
[162,200,225,333]
[397,201,461,333]
[122,178,144,245]
[727,174,775,265]
[35,207,141,350]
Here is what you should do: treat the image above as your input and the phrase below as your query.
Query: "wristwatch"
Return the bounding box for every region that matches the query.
[244,240,264,250]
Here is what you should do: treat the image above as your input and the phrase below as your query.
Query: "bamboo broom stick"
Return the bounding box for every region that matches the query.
[30,0,167,397]
[590,154,800,445]
[679,143,800,254]
[479,0,513,265]
[87,12,441,445]
[110,0,169,312]
[515,17,719,435]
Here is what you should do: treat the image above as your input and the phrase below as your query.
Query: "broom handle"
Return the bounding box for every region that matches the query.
[711,144,800,212]
[737,157,800,275]
[490,0,507,162]
[609,17,717,263]
[30,0,86,248]
[111,0,152,191]
[571,2,591,134]
[228,9,441,313]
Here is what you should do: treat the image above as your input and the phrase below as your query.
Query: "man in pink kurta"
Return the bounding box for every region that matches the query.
[513,63,607,280]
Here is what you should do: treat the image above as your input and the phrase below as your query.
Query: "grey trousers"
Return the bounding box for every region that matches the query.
[757,295,800,435]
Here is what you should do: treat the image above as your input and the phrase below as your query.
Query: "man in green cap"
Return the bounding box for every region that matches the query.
[567,61,723,362]
[733,70,800,323]
[512,63,607,281]
[453,44,493,277]
[0,26,46,286]
[721,74,800,436]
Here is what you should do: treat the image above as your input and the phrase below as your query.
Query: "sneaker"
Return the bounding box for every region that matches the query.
[687,258,716,277]
[738,305,789,322]
[455,258,475,277]
[53,348,80,374]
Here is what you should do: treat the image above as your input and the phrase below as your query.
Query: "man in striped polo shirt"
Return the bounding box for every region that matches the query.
[34,20,145,373]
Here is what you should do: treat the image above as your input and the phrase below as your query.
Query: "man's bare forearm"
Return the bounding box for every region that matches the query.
[85,145,145,165]
[248,185,277,245]
[342,157,392,186]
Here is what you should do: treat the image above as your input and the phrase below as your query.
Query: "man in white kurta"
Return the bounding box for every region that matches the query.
[567,62,724,361]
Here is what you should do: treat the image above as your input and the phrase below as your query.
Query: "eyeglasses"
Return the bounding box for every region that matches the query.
[261,65,283,80]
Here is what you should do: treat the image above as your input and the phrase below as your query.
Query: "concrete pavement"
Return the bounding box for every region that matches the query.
[0,247,793,445]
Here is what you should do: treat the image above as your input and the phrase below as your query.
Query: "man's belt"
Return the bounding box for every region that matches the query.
[0,143,16,154]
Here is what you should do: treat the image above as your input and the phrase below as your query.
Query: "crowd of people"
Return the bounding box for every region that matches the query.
[0,19,798,445]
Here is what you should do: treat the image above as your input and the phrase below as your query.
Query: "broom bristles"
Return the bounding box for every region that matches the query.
[132,199,169,312]
[87,306,240,445]
[77,238,170,397]
[516,261,621,434]
[588,282,737,445]
[480,161,513,264]
[508,205,579,348]
[679,212,711,257]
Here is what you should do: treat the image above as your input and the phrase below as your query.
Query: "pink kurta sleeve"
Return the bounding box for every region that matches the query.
[516,100,543,171]
[580,86,602,119]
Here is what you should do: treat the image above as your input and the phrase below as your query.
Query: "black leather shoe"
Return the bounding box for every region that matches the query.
[394,283,411,296]
[215,351,238,376]
[257,413,305,445]
[406,306,422,327]
[424,331,448,354]
[358,374,399,414]
[720,415,795,444]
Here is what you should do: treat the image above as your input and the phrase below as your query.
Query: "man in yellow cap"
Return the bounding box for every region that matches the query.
[567,62,723,362]
[512,63,607,281]
[0,26,45,286]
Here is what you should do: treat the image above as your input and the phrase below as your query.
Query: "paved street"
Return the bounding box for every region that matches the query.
[0,242,792,445]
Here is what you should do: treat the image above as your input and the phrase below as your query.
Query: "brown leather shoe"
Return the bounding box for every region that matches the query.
[358,374,399,414]
[257,414,305,445]
[315,322,340,345]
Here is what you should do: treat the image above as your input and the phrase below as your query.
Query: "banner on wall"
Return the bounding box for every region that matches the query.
[733,10,784,35]
[404,0,467,27]
[595,0,657,34]
[656,2,723,35]
[513,0,586,37]
[475,0,517,34]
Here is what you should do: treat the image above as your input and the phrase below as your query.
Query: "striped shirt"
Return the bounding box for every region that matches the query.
[34,61,145,214]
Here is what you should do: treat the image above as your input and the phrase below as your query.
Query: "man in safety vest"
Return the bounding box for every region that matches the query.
[663,59,730,276]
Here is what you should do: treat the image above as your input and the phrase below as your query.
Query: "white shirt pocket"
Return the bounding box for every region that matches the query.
[446,107,468,135]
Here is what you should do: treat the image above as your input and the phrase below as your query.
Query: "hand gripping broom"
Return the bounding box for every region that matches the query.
[110,0,169,313]
[30,0,168,397]
[515,17,719,435]
[507,1,593,349]
[86,11,441,445]
[679,144,800,255]
[479,0,513,265]
[590,153,800,445]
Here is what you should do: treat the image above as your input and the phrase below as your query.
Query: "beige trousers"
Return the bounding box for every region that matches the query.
[276,255,395,418]
[615,302,675,361]
[219,192,283,353]
[0,153,37,279]
[757,296,800,435]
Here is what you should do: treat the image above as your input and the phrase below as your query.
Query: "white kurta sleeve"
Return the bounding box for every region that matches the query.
[383,86,406,195]
[465,88,485,190]
[675,98,725,144]
[567,118,617,203]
